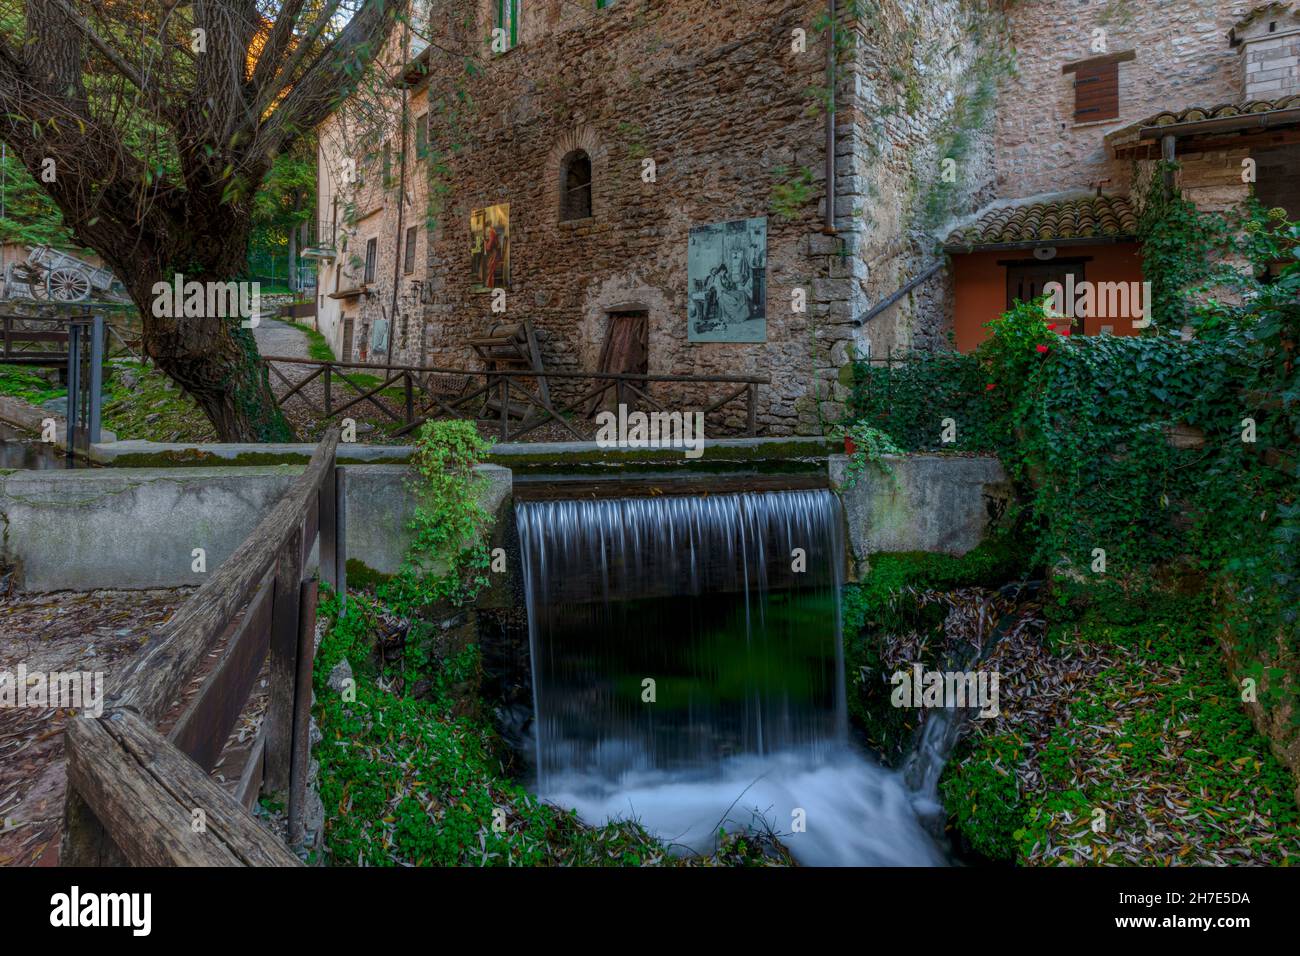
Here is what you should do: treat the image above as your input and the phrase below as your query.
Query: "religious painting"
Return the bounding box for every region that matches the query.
[469,203,510,291]
[687,217,767,343]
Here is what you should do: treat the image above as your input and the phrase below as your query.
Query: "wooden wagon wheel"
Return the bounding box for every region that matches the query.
[43,267,93,302]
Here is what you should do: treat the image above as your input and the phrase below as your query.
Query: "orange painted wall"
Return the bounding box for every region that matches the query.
[951,242,1146,353]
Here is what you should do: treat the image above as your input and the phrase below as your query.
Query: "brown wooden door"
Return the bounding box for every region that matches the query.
[588,310,648,415]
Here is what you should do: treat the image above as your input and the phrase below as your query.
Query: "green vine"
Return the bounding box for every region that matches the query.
[378,419,494,614]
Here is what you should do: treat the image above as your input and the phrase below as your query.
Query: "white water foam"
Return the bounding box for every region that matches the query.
[542,745,949,867]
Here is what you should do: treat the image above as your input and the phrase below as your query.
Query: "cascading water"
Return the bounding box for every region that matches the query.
[515,489,948,866]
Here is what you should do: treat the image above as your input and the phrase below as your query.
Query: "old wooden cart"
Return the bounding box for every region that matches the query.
[2,245,125,302]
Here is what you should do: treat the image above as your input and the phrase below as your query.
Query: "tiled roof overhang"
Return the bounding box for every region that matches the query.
[943,194,1138,253]
[1107,95,1300,156]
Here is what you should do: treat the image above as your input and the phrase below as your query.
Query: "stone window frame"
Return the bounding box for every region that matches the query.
[547,127,607,228]
[363,237,378,284]
[492,0,520,52]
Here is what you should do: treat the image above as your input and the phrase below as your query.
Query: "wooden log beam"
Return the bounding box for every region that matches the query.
[65,710,301,867]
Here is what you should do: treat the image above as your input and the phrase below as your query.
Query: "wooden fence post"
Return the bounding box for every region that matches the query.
[287,579,319,848]
[336,467,348,613]
[319,461,338,592]
[323,365,332,417]
[263,526,304,795]
[60,787,126,866]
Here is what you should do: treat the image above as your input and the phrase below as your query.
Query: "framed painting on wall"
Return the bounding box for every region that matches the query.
[687,217,767,343]
[470,203,510,291]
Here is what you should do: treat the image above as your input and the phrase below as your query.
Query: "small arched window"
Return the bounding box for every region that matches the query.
[560,150,593,221]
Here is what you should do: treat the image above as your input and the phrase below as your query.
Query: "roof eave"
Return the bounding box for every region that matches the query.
[944,235,1139,255]
[1136,107,1300,141]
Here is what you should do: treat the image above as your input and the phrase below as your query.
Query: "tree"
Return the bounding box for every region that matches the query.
[250,144,317,291]
[0,0,402,439]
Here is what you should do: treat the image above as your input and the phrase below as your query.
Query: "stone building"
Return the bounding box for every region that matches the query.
[313,0,1299,435]
[947,0,1300,349]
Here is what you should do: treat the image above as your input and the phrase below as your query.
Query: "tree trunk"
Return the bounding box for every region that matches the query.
[123,272,295,443]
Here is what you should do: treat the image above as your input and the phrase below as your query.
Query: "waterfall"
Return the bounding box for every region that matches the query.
[515,490,848,786]
[515,488,948,866]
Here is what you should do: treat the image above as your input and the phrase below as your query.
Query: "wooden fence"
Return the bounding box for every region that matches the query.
[261,355,770,442]
[61,427,344,866]
[1,310,142,364]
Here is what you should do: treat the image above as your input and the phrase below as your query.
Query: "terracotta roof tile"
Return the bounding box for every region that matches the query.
[944,195,1138,249]
[1107,94,1300,148]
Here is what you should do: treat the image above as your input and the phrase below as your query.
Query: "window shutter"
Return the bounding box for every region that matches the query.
[1073,60,1119,122]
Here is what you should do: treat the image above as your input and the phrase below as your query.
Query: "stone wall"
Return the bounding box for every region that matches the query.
[406,0,1007,433]
[994,0,1245,200]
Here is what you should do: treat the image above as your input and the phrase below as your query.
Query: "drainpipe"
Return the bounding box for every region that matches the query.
[1161,133,1176,198]
[390,18,411,360]
[823,0,837,235]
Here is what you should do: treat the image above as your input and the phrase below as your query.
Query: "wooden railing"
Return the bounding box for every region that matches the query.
[1,314,70,364]
[61,427,344,866]
[261,355,770,442]
[0,310,142,363]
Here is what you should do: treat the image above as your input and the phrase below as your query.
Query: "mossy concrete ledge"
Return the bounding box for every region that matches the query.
[828,453,1012,581]
[88,435,838,474]
[89,439,411,468]
[0,463,512,593]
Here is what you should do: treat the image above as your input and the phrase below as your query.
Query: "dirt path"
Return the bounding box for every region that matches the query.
[253,316,312,360]
[0,588,189,866]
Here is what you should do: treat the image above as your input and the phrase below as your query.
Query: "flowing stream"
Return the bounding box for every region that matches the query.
[515,489,953,866]
[0,422,68,470]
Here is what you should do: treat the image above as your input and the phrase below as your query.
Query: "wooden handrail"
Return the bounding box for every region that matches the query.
[111,426,339,722]
[260,354,770,385]
[62,426,342,866]
[65,709,300,867]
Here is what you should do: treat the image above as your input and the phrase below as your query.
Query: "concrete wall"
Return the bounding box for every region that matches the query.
[828,453,1011,580]
[0,463,511,593]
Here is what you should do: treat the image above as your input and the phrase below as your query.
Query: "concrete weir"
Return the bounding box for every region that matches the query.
[0,437,1007,593]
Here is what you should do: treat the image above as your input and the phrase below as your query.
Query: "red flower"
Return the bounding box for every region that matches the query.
[985,383,997,391]
[1059,326,1072,337]
[1036,343,1050,353]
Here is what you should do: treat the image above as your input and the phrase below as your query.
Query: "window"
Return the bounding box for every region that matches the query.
[404,225,419,274]
[560,149,593,221]
[382,140,394,188]
[363,237,377,284]
[415,113,429,160]
[1062,50,1133,124]
[495,0,519,50]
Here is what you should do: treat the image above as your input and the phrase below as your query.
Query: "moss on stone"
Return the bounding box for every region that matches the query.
[346,557,393,591]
